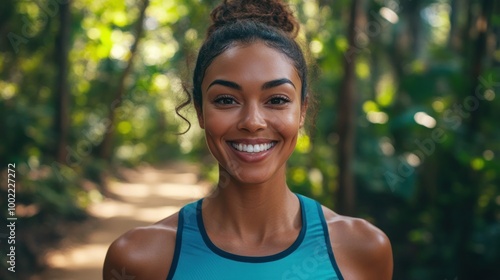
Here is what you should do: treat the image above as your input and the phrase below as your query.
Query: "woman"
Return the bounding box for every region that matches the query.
[103,0,393,279]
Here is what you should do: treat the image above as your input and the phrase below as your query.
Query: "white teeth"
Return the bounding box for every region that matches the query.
[231,142,275,153]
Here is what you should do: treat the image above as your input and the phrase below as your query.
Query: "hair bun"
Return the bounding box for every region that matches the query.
[208,0,299,38]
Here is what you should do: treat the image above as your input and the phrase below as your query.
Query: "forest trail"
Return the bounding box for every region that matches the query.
[34,163,209,280]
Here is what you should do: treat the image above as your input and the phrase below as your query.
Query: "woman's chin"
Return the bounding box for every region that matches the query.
[228,172,273,187]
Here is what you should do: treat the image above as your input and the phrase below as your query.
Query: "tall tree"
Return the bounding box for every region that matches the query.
[98,0,150,161]
[456,0,494,276]
[336,0,363,216]
[54,0,72,163]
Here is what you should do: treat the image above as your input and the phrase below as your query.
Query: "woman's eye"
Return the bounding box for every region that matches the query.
[214,96,236,105]
[268,96,290,105]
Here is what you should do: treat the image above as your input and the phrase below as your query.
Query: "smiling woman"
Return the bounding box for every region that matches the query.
[103,1,393,279]
[199,42,305,185]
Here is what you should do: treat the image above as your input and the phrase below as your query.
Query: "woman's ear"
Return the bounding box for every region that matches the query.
[195,105,205,129]
[299,96,308,128]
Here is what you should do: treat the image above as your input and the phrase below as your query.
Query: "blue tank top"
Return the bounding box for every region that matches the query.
[166,194,344,280]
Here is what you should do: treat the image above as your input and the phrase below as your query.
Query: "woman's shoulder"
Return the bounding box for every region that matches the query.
[320,205,390,249]
[103,212,179,280]
[320,205,393,280]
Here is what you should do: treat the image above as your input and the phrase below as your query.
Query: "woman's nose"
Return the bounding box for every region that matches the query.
[237,103,267,132]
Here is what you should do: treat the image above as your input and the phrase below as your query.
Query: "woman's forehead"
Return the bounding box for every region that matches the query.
[202,42,301,89]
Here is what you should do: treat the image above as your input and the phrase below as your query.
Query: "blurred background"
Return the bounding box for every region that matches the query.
[1,0,499,279]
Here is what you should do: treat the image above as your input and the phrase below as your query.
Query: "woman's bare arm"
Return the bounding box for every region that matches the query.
[103,213,179,280]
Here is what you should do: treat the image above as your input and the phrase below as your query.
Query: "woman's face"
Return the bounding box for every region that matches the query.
[199,42,306,185]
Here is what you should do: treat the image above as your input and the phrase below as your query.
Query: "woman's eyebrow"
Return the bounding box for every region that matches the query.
[207,79,242,91]
[206,78,296,91]
[261,78,296,90]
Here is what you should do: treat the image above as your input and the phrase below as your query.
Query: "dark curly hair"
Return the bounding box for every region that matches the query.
[207,0,299,38]
[176,0,308,133]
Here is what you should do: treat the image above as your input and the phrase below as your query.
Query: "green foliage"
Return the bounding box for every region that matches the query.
[0,0,499,279]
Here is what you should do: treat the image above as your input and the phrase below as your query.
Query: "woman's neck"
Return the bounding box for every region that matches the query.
[202,168,300,243]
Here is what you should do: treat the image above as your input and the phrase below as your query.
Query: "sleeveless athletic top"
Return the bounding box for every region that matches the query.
[166,194,344,280]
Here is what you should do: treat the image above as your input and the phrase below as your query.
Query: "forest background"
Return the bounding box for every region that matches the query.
[1,0,499,279]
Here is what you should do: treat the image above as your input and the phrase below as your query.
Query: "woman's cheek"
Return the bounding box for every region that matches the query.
[204,110,230,133]
[273,111,301,136]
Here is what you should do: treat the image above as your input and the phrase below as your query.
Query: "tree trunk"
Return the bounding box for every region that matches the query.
[336,0,362,216]
[447,0,461,52]
[407,0,422,56]
[54,0,72,163]
[456,0,493,276]
[98,0,149,161]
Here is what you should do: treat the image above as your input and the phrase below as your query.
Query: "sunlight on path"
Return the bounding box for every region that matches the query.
[35,163,209,280]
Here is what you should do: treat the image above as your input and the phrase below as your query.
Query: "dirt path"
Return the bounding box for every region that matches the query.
[35,163,209,280]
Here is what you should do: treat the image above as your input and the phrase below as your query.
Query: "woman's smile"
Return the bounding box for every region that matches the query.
[226,139,278,164]
[229,141,277,154]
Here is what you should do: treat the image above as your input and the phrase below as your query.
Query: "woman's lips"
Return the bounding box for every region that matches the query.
[229,142,276,153]
[227,140,278,162]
